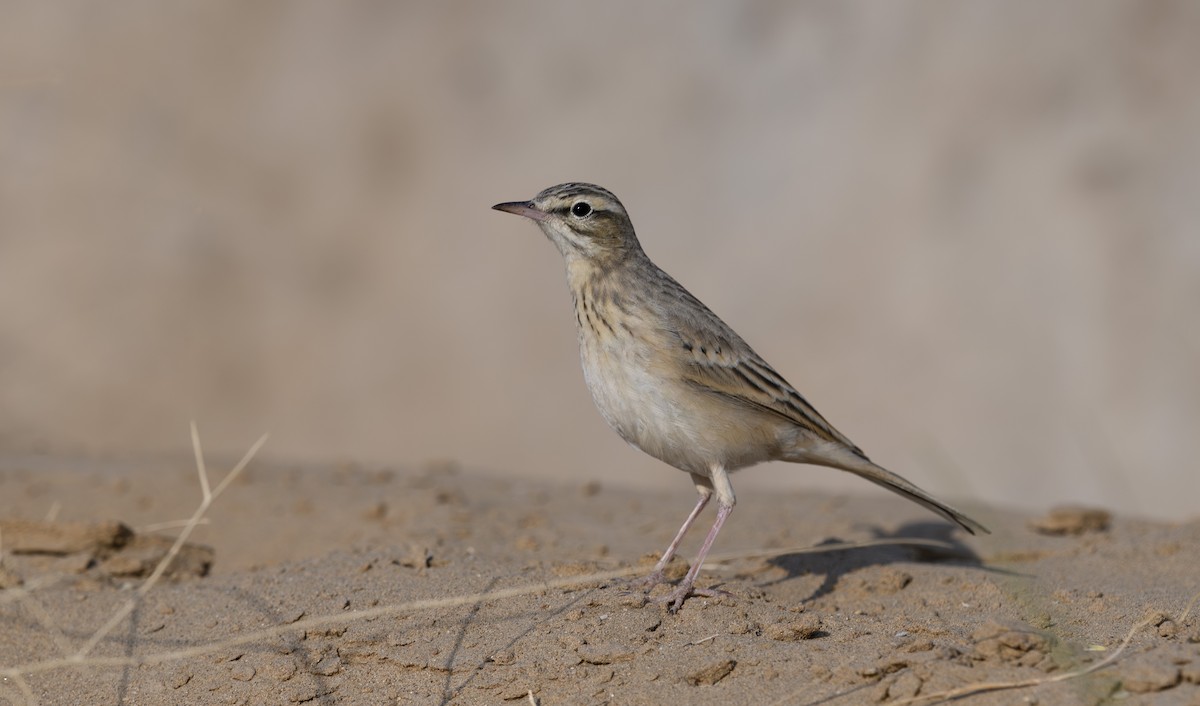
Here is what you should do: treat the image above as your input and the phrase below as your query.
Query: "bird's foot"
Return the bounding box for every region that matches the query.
[651,580,733,614]
[624,555,694,595]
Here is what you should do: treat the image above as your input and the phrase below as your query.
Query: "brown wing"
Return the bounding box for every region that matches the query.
[652,269,866,457]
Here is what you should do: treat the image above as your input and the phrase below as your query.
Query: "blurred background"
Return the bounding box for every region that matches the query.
[1,1,1197,520]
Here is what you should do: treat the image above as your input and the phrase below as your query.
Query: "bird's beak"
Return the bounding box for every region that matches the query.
[492,200,549,222]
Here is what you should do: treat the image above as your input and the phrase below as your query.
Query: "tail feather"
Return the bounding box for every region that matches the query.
[827,455,990,535]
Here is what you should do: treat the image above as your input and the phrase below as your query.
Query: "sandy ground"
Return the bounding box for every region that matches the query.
[1,454,1198,706]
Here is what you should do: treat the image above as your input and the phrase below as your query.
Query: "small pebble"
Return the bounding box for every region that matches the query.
[687,659,736,686]
[231,663,256,682]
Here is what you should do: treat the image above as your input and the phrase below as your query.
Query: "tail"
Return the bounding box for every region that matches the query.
[816,452,990,535]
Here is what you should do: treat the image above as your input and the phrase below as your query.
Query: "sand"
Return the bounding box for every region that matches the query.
[1,452,1197,706]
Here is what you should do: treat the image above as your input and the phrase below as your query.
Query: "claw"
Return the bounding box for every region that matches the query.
[650,580,733,613]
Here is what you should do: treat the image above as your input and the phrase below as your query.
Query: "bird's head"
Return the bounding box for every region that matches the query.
[493,183,642,264]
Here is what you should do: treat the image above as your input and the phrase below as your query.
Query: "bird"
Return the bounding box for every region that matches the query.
[492,183,988,612]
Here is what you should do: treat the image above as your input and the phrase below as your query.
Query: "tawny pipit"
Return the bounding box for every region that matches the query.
[494,183,988,611]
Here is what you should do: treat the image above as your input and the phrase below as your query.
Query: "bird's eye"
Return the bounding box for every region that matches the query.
[571,202,592,217]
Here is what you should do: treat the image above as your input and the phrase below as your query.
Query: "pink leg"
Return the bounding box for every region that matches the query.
[659,501,733,613]
[629,489,711,591]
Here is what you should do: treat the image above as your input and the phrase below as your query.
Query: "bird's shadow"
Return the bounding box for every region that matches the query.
[759,521,989,604]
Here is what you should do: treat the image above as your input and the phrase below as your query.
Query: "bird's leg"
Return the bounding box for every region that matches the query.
[657,466,736,612]
[658,502,732,612]
[628,476,712,592]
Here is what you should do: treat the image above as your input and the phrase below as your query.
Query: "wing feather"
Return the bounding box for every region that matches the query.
[652,270,866,457]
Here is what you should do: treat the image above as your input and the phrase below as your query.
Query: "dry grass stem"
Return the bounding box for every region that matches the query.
[190,420,211,501]
[71,427,268,660]
[1178,590,1199,624]
[1,425,268,706]
[7,566,643,677]
[5,672,35,705]
[888,611,1160,705]
[136,519,211,534]
[1,532,953,685]
[0,577,62,607]
[12,593,73,657]
[777,591,1200,706]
